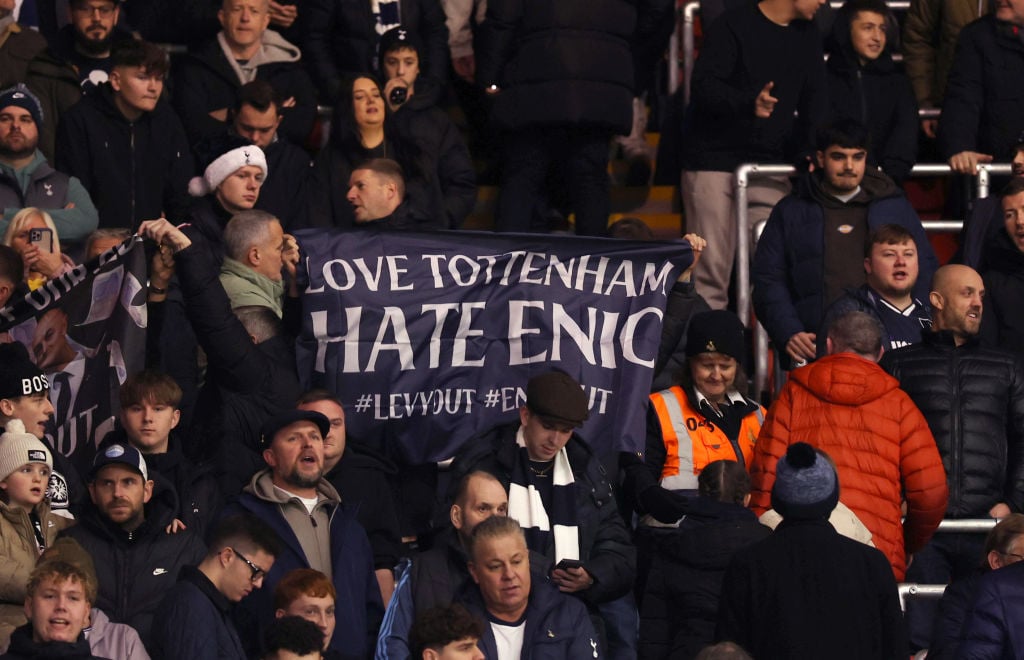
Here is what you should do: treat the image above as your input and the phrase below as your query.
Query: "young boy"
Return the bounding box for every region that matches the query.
[6,559,105,658]
[262,616,325,660]
[111,369,221,537]
[0,419,75,650]
[0,341,81,518]
[408,604,484,660]
[274,569,337,656]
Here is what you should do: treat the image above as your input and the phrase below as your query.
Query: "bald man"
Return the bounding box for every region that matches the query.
[881,264,1024,650]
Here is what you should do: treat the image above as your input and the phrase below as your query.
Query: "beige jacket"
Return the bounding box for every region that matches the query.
[903,0,989,107]
[0,498,74,651]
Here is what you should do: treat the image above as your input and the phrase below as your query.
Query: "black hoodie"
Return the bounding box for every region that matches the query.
[825,4,919,183]
[55,83,195,229]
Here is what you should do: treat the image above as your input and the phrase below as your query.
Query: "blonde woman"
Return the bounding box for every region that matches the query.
[2,207,75,290]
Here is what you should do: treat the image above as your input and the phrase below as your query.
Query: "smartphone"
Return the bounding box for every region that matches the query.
[29,228,54,253]
[555,559,584,571]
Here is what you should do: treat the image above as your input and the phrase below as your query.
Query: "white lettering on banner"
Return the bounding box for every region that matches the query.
[311,301,662,373]
[357,385,614,419]
[366,388,478,419]
[316,256,415,292]
[326,251,678,297]
[422,302,486,368]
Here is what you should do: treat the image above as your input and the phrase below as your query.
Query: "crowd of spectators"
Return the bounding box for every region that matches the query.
[4,0,1024,657]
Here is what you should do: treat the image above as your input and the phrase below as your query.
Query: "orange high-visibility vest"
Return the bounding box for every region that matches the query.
[649,386,764,490]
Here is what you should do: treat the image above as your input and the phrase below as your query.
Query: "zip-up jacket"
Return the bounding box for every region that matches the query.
[57,476,207,647]
[225,470,384,660]
[458,562,603,660]
[449,423,636,605]
[750,353,948,580]
[55,82,194,229]
[881,330,1024,518]
[753,169,938,359]
[938,14,1024,159]
[0,498,74,649]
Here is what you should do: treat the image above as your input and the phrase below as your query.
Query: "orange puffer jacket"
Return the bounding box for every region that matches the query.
[749,353,949,580]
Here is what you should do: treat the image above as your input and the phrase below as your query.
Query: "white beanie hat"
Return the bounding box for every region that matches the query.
[0,419,53,483]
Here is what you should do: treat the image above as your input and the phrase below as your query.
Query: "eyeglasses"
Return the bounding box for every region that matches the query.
[231,547,266,582]
[1003,551,1024,562]
[72,4,116,17]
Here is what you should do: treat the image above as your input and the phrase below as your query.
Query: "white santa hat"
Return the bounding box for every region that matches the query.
[188,142,268,197]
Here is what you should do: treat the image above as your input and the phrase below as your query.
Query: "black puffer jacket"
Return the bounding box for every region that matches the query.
[174,239,302,495]
[880,330,1024,517]
[58,477,207,647]
[475,0,635,133]
[825,4,918,183]
[99,427,224,541]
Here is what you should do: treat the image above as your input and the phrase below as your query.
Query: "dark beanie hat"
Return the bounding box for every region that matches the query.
[378,26,422,66]
[0,84,44,128]
[0,342,48,401]
[771,442,839,521]
[685,310,746,361]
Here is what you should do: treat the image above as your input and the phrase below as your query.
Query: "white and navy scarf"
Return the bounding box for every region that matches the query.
[507,427,580,563]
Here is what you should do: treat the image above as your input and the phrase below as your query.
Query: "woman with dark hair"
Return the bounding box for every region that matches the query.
[307,74,454,230]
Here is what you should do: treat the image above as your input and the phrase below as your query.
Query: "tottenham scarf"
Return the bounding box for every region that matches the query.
[507,427,581,562]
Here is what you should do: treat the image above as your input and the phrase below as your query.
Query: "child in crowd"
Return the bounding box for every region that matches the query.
[274,569,341,659]
[0,419,75,651]
[408,603,484,660]
[106,369,221,538]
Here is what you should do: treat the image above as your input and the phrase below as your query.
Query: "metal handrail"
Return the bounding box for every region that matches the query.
[735,163,796,329]
[898,584,947,611]
[738,162,1014,398]
[681,0,910,104]
[678,1,700,102]
[897,518,999,611]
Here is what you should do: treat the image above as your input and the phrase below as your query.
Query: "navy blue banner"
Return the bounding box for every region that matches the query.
[0,238,148,474]
[294,230,693,464]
